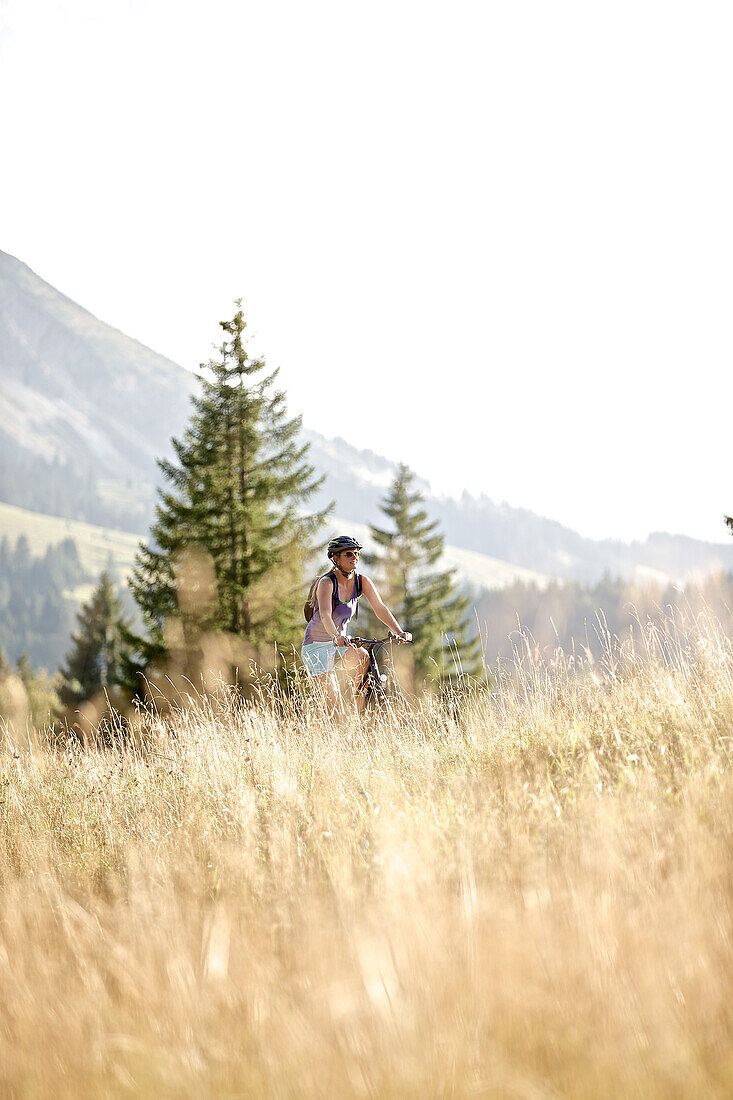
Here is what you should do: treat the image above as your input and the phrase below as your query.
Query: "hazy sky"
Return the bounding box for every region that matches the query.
[1,0,731,543]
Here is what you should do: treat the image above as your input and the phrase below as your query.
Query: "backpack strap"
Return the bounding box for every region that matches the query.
[308,570,339,613]
[323,570,357,609]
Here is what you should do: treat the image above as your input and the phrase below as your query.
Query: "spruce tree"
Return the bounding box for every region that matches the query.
[125,304,329,695]
[368,464,481,686]
[59,572,128,708]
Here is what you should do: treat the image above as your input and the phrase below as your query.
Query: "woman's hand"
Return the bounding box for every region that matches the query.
[333,633,352,647]
[394,630,412,643]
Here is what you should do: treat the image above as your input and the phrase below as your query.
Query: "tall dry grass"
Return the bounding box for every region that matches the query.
[2,609,733,1097]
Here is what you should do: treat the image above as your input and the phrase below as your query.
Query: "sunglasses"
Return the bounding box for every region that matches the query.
[342,550,360,558]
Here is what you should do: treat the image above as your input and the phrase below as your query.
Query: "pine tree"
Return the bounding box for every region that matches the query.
[125,304,329,696]
[368,464,481,687]
[59,572,128,708]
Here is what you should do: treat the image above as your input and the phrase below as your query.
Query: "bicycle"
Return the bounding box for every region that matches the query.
[349,634,410,711]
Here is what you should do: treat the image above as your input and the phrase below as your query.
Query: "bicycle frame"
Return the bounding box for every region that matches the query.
[350,636,403,709]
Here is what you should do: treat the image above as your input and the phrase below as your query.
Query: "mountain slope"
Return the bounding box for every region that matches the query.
[0,249,198,527]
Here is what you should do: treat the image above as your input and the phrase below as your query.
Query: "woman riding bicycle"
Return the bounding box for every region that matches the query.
[301,535,411,714]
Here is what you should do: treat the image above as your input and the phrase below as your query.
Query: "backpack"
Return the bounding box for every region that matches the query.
[303,570,362,622]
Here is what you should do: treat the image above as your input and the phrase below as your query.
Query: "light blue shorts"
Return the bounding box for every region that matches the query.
[301,640,350,677]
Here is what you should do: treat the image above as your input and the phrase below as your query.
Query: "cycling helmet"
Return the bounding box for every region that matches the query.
[327,534,363,560]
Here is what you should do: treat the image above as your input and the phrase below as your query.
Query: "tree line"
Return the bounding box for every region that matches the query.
[0,306,477,726]
[475,569,733,664]
[0,536,84,668]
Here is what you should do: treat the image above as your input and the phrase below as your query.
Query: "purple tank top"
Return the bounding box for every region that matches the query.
[303,575,360,644]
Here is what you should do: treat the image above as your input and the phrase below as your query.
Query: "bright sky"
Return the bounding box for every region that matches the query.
[1,0,731,543]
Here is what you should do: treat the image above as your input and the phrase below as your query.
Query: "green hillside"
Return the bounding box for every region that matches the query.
[0,501,139,581]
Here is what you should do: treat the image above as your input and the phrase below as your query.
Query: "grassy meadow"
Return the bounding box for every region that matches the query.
[2,610,733,1097]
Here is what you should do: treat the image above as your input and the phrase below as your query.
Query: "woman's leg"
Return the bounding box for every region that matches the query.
[342,646,369,713]
[313,670,342,716]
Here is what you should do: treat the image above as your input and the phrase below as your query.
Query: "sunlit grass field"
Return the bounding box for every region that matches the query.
[2,611,733,1096]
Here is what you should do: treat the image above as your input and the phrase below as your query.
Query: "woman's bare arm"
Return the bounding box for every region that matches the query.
[360,575,412,641]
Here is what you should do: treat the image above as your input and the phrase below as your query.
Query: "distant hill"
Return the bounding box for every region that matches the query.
[2,247,733,588]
